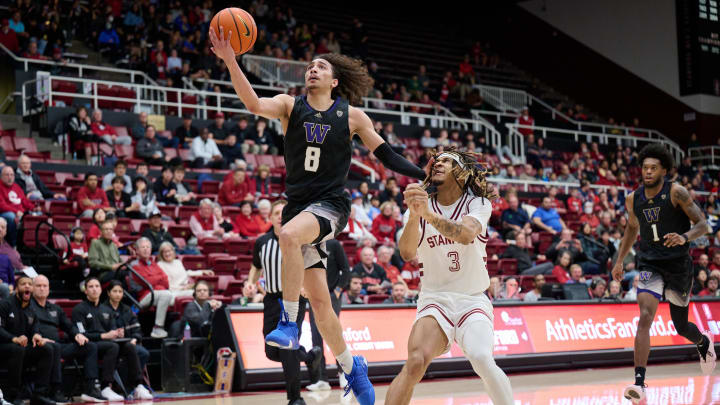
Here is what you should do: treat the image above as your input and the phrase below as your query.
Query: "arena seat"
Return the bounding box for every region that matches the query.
[52,216,77,234]
[181,255,206,271]
[498,259,518,275]
[158,205,177,219]
[225,237,253,255]
[114,87,136,111]
[168,223,191,239]
[365,294,389,304]
[49,201,74,216]
[201,181,220,194]
[200,239,225,254]
[177,206,196,221]
[224,280,245,296]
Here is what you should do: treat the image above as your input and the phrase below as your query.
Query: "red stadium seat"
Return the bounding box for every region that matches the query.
[487,259,499,276]
[244,154,258,168]
[115,218,132,236]
[49,201,74,216]
[498,259,518,275]
[365,294,389,304]
[273,155,285,169]
[209,256,237,275]
[173,296,194,313]
[168,224,192,239]
[113,126,130,139]
[225,280,245,296]
[114,87,136,111]
[181,255,207,271]
[201,181,220,194]
[158,205,177,219]
[225,237,253,255]
[52,216,77,234]
[256,154,276,169]
[96,85,116,110]
[177,206,196,221]
[200,239,225,254]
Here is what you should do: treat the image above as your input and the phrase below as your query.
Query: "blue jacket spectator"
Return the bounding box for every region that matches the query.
[501,195,530,236]
[0,254,14,300]
[98,25,120,45]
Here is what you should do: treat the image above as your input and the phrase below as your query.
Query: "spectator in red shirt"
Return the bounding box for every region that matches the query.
[0,19,19,54]
[371,201,398,246]
[376,245,401,283]
[219,167,254,206]
[566,189,583,214]
[0,166,35,246]
[87,208,107,241]
[458,54,474,76]
[131,237,173,338]
[232,201,270,238]
[515,106,535,137]
[698,276,719,297]
[77,172,112,217]
[547,186,567,215]
[710,252,720,272]
[551,251,572,284]
[90,109,132,146]
[189,198,229,242]
[579,201,600,230]
[22,40,47,60]
[401,256,421,292]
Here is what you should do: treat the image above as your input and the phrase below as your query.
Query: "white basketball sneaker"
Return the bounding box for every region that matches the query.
[700,331,716,376]
[624,384,646,404]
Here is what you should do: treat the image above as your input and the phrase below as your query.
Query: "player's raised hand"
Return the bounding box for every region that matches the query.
[404,184,428,217]
[611,262,624,282]
[209,26,235,62]
[663,233,687,247]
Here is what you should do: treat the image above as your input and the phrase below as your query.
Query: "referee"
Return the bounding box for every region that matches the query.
[249,199,322,405]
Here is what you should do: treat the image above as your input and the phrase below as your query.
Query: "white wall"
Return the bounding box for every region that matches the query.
[520,0,720,114]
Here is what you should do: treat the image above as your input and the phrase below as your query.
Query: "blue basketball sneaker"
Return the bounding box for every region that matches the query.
[343,355,375,405]
[265,302,299,350]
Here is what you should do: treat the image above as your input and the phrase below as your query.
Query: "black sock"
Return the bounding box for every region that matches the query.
[634,366,646,386]
[697,335,710,360]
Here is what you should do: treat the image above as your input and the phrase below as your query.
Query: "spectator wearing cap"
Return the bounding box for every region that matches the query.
[219,167,254,206]
[350,191,372,227]
[515,106,535,137]
[90,109,131,146]
[106,176,138,218]
[175,114,198,148]
[0,18,19,54]
[136,125,167,166]
[101,160,133,194]
[0,166,34,245]
[172,166,197,205]
[532,196,566,234]
[77,172,112,217]
[15,155,65,201]
[141,210,176,253]
[131,176,157,219]
[233,201,271,238]
[153,166,177,205]
[206,112,229,145]
[190,127,226,169]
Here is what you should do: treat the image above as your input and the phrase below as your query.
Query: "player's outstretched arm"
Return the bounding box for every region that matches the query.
[349,107,426,180]
[611,193,639,281]
[209,27,292,121]
[667,184,708,247]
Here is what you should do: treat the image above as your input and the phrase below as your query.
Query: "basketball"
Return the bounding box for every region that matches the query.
[209,7,257,55]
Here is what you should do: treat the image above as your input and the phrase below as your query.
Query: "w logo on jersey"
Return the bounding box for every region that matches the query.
[303,122,331,144]
[642,207,661,223]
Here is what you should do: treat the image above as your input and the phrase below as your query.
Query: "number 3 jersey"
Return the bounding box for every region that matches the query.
[284,95,352,205]
[632,180,690,261]
[405,192,492,297]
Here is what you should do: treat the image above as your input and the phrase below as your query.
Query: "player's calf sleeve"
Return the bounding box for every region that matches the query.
[462,324,514,405]
[669,303,703,343]
[372,142,426,180]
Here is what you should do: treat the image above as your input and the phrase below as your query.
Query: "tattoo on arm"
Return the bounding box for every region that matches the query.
[673,185,708,241]
[425,213,481,243]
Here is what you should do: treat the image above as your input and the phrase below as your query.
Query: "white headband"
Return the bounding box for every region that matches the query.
[436,152,466,169]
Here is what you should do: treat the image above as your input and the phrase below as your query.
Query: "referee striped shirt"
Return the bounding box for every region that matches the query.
[252,227,283,294]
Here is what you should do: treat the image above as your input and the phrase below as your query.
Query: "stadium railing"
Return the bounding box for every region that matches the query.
[0,42,159,86]
[506,123,685,163]
[474,83,681,150]
[488,177,630,195]
[688,146,720,171]
[240,54,307,87]
[471,109,520,123]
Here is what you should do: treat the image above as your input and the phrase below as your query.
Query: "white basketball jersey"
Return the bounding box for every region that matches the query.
[406,192,492,297]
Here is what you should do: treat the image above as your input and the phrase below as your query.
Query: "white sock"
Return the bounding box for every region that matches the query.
[336,349,354,374]
[283,300,299,323]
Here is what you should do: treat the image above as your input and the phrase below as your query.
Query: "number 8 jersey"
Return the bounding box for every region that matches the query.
[406,193,493,297]
[284,95,352,205]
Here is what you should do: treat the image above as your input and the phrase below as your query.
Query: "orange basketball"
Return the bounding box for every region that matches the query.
[210,7,257,55]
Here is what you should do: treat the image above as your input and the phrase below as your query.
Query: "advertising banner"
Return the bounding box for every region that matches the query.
[229,301,720,370]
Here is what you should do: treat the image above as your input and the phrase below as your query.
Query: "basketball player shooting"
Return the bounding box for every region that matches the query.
[385,149,514,405]
[612,144,715,404]
[210,27,427,405]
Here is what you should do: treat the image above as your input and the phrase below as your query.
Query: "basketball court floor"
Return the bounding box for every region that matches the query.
[153,361,718,405]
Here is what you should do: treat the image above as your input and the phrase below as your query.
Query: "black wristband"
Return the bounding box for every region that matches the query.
[682,234,689,244]
[372,142,426,180]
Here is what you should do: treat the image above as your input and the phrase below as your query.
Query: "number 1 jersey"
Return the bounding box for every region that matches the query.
[406,192,492,297]
[284,95,352,205]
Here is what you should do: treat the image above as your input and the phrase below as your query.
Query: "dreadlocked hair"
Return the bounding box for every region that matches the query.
[422,146,498,201]
[316,53,374,106]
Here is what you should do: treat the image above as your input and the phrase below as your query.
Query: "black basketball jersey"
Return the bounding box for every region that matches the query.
[632,180,690,260]
[284,96,351,205]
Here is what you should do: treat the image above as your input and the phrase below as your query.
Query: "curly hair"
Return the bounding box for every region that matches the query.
[421,146,497,201]
[638,143,674,171]
[315,53,374,106]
